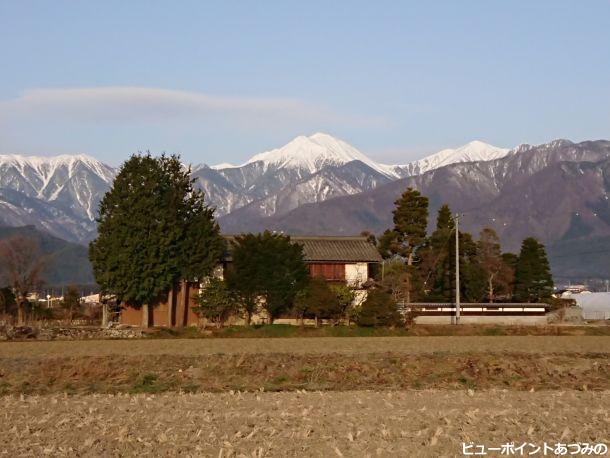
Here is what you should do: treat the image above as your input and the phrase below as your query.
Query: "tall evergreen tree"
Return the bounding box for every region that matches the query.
[379,187,429,303]
[377,229,396,260]
[426,205,485,302]
[514,237,554,302]
[390,187,429,265]
[435,204,454,233]
[89,154,224,327]
[459,232,486,302]
[427,204,456,301]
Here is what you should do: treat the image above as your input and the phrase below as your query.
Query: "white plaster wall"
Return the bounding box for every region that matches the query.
[345,262,368,287]
[414,315,548,325]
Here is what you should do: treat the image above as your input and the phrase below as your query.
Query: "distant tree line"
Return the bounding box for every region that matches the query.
[372,188,554,305]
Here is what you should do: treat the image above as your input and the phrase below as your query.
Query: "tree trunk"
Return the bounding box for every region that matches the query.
[299,314,304,327]
[314,316,319,328]
[101,303,109,327]
[488,274,495,303]
[405,271,412,304]
[141,304,150,328]
[17,298,25,326]
[177,280,189,327]
[167,284,175,327]
[244,310,252,326]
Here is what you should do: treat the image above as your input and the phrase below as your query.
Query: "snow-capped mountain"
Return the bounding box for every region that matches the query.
[0,153,115,219]
[396,140,510,177]
[202,135,509,219]
[219,139,610,263]
[197,133,400,218]
[227,132,399,178]
[0,134,512,243]
[0,154,115,241]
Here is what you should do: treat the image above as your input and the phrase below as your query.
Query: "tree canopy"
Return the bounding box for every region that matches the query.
[293,276,341,326]
[226,231,309,324]
[388,187,429,265]
[514,237,554,302]
[89,154,224,315]
[373,193,544,305]
[194,278,235,328]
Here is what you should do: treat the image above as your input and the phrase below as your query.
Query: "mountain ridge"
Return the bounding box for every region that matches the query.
[218,139,610,253]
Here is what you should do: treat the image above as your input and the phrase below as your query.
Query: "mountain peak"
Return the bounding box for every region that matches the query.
[242,133,399,177]
[396,140,510,176]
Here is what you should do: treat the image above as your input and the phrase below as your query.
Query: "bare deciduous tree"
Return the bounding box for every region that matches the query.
[0,236,47,325]
[476,228,503,303]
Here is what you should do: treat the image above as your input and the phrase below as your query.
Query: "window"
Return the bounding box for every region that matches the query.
[308,263,345,281]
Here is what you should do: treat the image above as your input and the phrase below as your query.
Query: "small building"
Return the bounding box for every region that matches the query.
[567,292,610,320]
[120,235,382,327]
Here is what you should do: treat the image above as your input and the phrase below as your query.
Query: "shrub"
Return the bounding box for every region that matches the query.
[293,276,344,326]
[194,278,236,328]
[356,289,403,327]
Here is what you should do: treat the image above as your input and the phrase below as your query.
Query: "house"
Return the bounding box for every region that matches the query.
[120,235,382,327]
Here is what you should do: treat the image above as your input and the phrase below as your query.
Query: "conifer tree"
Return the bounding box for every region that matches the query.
[89,154,224,327]
[390,187,429,265]
[427,204,456,301]
[514,237,554,302]
[435,204,454,233]
[379,187,429,303]
[426,205,485,302]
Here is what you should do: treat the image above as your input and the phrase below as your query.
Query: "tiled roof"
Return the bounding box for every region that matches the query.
[223,235,382,263]
[291,236,382,262]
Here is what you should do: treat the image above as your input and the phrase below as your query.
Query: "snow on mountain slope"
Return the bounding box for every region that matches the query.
[219,160,393,223]
[397,140,511,177]
[0,153,115,221]
[215,132,400,178]
[0,135,517,242]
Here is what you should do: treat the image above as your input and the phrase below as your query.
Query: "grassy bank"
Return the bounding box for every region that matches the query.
[151,323,610,339]
[0,351,608,396]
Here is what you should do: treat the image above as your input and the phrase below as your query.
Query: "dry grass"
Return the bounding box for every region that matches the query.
[1,390,608,457]
[0,351,608,395]
[1,335,609,359]
[2,336,609,456]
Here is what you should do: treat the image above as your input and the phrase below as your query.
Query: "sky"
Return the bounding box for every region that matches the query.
[0,1,609,166]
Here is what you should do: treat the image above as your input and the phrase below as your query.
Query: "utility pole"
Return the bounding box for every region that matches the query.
[455,213,460,325]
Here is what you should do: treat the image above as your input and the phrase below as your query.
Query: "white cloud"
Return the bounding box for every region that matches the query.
[0,86,382,128]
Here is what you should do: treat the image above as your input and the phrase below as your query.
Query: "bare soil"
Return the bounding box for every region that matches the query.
[1,336,608,456]
[1,390,608,457]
